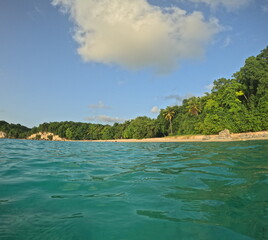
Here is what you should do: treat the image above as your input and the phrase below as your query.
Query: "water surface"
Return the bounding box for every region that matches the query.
[0,139,267,239]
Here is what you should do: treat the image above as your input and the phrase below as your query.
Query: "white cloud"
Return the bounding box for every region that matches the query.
[205,83,214,91]
[185,0,252,10]
[89,101,111,109]
[52,0,222,73]
[165,93,193,104]
[165,94,183,102]
[151,106,160,113]
[86,115,125,123]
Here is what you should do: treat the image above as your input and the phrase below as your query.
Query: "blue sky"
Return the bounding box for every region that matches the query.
[0,0,267,127]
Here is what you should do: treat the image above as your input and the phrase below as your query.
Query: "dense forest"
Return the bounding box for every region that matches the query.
[1,47,267,140]
[0,121,30,139]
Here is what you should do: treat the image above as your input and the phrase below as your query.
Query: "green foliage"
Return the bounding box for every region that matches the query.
[65,128,73,139]
[47,135,53,141]
[186,97,201,116]
[162,107,175,135]
[123,117,159,139]
[101,125,114,140]
[161,106,180,135]
[161,47,268,135]
[0,121,30,138]
[35,134,41,140]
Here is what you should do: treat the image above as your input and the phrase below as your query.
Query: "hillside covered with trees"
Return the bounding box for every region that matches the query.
[1,47,267,140]
[0,121,30,139]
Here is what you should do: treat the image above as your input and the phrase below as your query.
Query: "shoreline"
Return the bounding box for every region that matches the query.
[88,131,268,143]
[5,130,266,143]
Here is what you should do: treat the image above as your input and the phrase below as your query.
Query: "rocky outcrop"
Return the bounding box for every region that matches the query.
[0,131,7,138]
[218,129,231,139]
[27,132,66,141]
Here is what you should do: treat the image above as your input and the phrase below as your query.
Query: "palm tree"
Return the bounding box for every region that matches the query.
[163,108,175,135]
[186,97,201,116]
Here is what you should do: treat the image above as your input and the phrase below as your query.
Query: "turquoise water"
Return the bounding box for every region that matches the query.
[0,139,267,240]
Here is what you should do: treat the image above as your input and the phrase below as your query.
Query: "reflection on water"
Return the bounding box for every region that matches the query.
[0,139,267,239]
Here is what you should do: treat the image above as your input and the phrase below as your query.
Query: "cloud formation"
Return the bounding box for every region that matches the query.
[52,0,221,73]
[151,106,160,113]
[165,93,193,104]
[86,115,125,123]
[89,101,111,110]
[185,0,251,10]
[205,83,214,91]
[165,94,184,102]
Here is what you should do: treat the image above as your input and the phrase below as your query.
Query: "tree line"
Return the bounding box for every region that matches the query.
[0,121,30,139]
[1,47,267,140]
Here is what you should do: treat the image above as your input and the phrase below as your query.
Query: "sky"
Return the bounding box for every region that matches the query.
[0,0,267,128]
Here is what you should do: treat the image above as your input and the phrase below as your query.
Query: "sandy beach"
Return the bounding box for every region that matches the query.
[26,130,268,142]
[91,131,268,143]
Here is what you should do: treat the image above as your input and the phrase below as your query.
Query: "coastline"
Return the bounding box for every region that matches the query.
[90,131,268,143]
[7,130,266,143]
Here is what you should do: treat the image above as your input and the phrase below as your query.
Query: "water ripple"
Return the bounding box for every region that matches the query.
[0,139,267,240]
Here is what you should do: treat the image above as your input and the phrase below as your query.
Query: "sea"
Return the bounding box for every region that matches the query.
[0,139,267,240]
